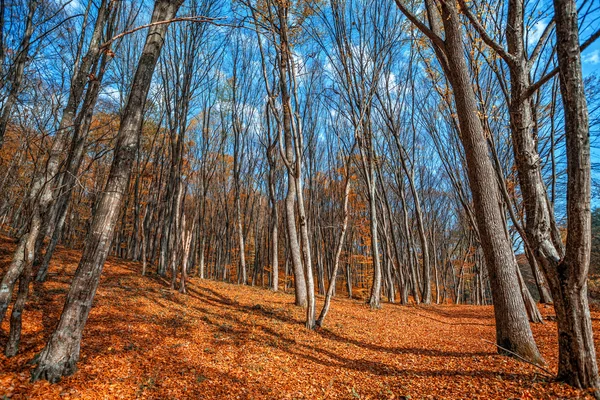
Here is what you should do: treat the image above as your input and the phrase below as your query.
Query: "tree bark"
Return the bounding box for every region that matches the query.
[30,0,183,382]
[316,172,352,327]
[394,0,543,363]
[275,5,307,307]
[550,0,600,390]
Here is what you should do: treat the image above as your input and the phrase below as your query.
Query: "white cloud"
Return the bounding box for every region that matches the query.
[527,20,548,46]
[582,50,600,65]
[64,0,83,16]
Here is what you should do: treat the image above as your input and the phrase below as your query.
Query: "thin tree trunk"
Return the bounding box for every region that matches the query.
[0,0,110,322]
[5,244,32,357]
[316,176,351,327]
[0,0,36,148]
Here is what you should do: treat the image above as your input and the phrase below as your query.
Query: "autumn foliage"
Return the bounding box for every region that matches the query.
[0,235,597,399]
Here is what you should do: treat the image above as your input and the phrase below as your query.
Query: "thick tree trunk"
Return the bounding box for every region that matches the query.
[441,2,542,363]
[550,0,600,390]
[30,0,182,383]
[441,3,542,362]
[393,0,543,363]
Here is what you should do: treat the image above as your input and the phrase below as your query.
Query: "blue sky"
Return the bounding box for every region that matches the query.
[584,39,600,206]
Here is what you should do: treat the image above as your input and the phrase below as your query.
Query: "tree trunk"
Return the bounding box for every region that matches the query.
[5,244,33,357]
[516,262,543,323]
[443,3,542,362]
[394,0,543,363]
[36,49,110,282]
[269,176,279,291]
[0,0,36,148]
[277,4,307,307]
[0,0,110,323]
[30,0,182,382]
[550,0,600,390]
[316,176,351,327]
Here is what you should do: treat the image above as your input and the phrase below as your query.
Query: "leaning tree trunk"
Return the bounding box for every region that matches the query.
[316,177,351,327]
[515,262,543,323]
[30,0,183,383]
[393,0,543,363]
[0,0,36,149]
[4,241,33,357]
[36,46,111,282]
[0,0,110,323]
[439,1,543,364]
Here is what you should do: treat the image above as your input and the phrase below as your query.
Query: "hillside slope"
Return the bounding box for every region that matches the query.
[0,236,597,399]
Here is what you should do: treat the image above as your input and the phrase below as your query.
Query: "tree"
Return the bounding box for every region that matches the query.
[0,0,37,148]
[549,0,600,389]
[459,0,600,388]
[0,0,113,329]
[30,0,184,382]
[393,0,543,363]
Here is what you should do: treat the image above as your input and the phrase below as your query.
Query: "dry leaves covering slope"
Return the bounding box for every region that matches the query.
[0,235,598,399]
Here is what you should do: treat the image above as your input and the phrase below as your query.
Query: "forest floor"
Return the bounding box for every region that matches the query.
[0,235,598,399]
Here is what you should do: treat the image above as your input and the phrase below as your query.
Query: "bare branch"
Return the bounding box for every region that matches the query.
[525,27,600,99]
[100,16,229,49]
[393,0,447,52]
[527,19,555,68]
[457,0,516,66]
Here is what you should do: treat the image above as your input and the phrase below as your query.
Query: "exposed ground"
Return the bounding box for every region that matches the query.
[0,235,598,399]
